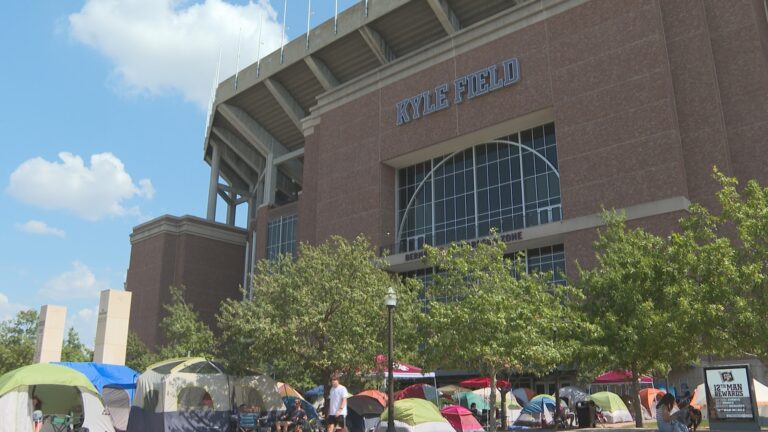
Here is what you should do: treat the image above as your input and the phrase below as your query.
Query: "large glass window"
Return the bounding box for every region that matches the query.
[266,215,297,260]
[396,123,560,253]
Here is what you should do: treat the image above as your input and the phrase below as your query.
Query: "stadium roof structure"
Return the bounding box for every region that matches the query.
[202,0,534,213]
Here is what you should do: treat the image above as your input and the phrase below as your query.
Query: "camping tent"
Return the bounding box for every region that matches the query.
[127,357,231,432]
[638,388,665,419]
[558,386,588,409]
[376,398,455,432]
[453,392,489,411]
[347,390,387,432]
[440,405,483,432]
[511,388,535,405]
[0,363,115,432]
[438,385,471,397]
[233,374,287,415]
[277,382,305,399]
[588,391,633,423]
[691,380,768,425]
[396,384,441,405]
[514,395,556,426]
[55,362,139,432]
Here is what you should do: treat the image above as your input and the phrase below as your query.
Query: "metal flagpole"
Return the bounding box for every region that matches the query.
[256,12,263,77]
[334,0,338,33]
[234,27,242,91]
[280,0,287,63]
[305,0,311,50]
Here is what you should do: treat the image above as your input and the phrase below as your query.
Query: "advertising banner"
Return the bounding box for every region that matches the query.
[704,365,760,431]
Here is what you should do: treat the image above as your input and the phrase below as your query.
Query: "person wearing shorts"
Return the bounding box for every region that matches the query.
[326,376,348,432]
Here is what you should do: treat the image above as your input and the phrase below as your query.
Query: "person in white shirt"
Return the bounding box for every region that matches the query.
[326,376,348,432]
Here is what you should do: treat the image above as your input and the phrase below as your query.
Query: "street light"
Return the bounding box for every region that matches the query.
[385,287,397,432]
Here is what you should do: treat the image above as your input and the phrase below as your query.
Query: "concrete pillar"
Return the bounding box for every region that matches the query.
[34,305,67,363]
[93,290,132,365]
[207,142,222,221]
[227,191,237,225]
[264,151,277,206]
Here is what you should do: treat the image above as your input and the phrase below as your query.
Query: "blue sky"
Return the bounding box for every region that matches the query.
[0,0,359,347]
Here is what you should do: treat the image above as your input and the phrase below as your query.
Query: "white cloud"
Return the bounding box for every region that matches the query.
[39,261,114,300]
[7,152,153,221]
[0,293,29,322]
[69,0,283,109]
[15,220,66,238]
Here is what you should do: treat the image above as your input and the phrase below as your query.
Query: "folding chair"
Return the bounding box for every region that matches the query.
[238,412,260,432]
[49,415,71,432]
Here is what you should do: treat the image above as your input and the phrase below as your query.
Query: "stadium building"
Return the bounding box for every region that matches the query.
[127,0,768,391]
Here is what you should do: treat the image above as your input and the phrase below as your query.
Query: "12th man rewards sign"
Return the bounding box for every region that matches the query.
[704,365,756,421]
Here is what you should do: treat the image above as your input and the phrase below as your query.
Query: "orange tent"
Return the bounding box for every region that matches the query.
[639,388,665,417]
[356,389,388,407]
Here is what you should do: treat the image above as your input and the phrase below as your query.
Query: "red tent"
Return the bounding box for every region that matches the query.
[592,370,653,384]
[394,383,440,402]
[440,405,484,432]
[459,377,512,390]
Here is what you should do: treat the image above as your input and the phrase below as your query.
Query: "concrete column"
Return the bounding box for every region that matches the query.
[93,289,132,365]
[264,152,277,206]
[34,305,67,363]
[207,142,222,221]
[226,191,237,225]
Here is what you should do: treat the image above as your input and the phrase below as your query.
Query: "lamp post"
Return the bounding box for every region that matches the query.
[385,287,397,432]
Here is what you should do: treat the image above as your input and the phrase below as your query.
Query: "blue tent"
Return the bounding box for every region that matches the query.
[305,385,324,399]
[56,362,139,431]
[520,395,556,414]
[55,362,139,398]
[283,396,320,420]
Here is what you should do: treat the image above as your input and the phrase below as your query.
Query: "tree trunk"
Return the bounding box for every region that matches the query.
[500,389,508,430]
[490,370,497,432]
[631,368,643,427]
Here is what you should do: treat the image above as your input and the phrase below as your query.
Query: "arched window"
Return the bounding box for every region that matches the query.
[396,123,560,253]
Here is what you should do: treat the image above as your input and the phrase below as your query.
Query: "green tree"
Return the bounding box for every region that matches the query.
[679,169,768,360]
[420,236,581,432]
[0,310,38,374]
[159,286,216,359]
[217,235,422,392]
[125,331,158,372]
[575,212,705,427]
[61,327,92,362]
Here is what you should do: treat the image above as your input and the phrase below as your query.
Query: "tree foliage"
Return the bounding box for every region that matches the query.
[61,327,92,362]
[217,235,422,390]
[125,331,158,372]
[420,236,582,432]
[680,169,768,360]
[0,310,38,375]
[159,286,216,359]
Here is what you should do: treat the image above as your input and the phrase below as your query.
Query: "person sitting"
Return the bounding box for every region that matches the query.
[656,394,687,432]
[278,399,307,432]
[31,397,43,432]
[469,403,483,424]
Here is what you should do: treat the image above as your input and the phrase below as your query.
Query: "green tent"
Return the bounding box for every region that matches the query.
[588,391,633,423]
[453,392,489,411]
[380,398,445,424]
[0,363,97,396]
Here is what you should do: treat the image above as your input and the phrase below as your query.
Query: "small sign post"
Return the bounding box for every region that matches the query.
[703,364,760,431]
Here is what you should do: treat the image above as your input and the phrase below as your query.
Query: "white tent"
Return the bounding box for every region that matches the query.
[0,363,115,432]
[127,357,231,432]
[233,374,287,414]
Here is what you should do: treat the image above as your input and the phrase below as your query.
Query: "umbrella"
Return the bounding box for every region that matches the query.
[440,405,484,432]
[395,383,441,403]
[348,390,387,415]
[638,388,665,417]
[438,385,471,397]
[558,386,588,408]
[277,382,305,400]
[511,388,535,405]
[459,377,511,389]
[282,396,320,420]
[454,392,489,411]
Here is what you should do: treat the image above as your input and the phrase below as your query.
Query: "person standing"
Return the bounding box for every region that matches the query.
[326,375,348,432]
